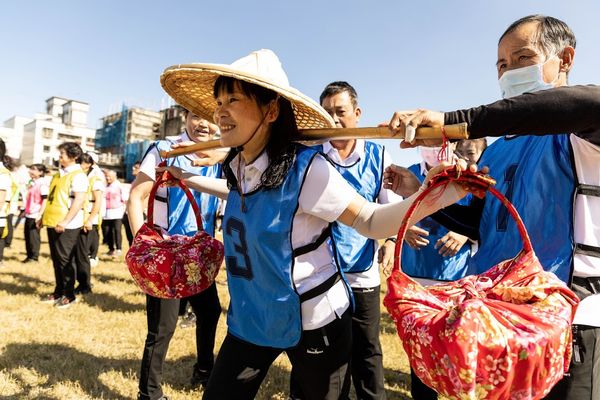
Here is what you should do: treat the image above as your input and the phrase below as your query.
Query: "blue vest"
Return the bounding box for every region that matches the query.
[153,140,221,236]
[401,163,472,280]
[317,142,384,273]
[471,134,575,283]
[224,146,331,348]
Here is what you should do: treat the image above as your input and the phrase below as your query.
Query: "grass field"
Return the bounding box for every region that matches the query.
[0,228,415,399]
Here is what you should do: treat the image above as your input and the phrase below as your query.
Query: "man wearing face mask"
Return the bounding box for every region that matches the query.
[384,15,600,399]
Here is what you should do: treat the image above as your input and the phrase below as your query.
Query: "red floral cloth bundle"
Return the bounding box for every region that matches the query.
[384,168,579,400]
[126,168,223,298]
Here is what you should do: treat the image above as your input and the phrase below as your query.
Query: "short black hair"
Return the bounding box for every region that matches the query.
[57,142,83,162]
[319,81,359,109]
[80,153,95,165]
[0,138,16,170]
[29,163,48,175]
[499,15,576,59]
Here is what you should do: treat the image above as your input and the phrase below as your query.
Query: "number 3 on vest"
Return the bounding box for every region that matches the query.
[226,218,254,280]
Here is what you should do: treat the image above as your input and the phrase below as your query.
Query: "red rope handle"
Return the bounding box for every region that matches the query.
[436,126,449,162]
[146,161,204,233]
[392,166,533,273]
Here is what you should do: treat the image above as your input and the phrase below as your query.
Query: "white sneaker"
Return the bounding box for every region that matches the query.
[89,257,99,267]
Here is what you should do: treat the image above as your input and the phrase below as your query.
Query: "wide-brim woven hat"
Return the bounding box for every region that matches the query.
[160,49,334,130]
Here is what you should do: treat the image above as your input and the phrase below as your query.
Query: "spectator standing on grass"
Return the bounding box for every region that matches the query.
[82,154,106,267]
[23,163,49,263]
[74,153,105,295]
[0,139,16,267]
[40,142,87,308]
[103,169,125,258]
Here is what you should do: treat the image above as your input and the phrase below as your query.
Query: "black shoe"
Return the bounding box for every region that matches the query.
[137,395,168,400]
[74,286,92,295]
[191,364,211,388]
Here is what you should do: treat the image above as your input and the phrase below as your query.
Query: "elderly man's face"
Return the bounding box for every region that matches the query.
[321,91,360,129]
[496,21,562,85]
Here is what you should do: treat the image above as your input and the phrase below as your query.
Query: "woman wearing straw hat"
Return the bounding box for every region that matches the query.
[160,49,475,399]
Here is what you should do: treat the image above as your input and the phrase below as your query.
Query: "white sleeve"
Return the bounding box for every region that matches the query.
[71,174,89,193]
[93,180,106,192]
[40,181,50,196]
[139,147,160,181]
[0,175,10,191]
[121,183,131,201]
[352,183,464,239]
[377,148,404,205]
[298,154,357,222]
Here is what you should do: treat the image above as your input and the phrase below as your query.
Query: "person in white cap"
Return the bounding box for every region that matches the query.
[160,49,477,399]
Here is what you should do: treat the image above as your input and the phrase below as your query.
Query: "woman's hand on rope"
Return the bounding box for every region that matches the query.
[156,165,185,187]
[423,159,490,198]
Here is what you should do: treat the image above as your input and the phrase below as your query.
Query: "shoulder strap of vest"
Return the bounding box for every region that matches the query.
[577,183,600,197]
[299,273,342,302]
[292,224,343,302]
[575,243,600,258]
[293,225,331,257]
[142,142,159,160]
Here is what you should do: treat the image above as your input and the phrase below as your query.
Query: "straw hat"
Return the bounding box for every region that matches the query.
[160,49,335,130]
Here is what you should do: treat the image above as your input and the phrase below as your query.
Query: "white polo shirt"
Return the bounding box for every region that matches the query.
[229,150,358,330]
[88,166,106,224]
[322,140,403,289]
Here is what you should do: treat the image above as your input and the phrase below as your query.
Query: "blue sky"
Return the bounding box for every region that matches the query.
[1,1,598,166]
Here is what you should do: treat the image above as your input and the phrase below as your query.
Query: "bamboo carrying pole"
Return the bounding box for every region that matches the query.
[160,122,468,158]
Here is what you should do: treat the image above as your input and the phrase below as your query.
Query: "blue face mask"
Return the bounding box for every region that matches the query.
[498,61,559,99]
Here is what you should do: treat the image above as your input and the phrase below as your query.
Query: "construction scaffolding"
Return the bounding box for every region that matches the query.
[124,140,151,182]
[95,105,128,152]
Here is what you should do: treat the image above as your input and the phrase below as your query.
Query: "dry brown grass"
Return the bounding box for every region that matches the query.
[0,228,414,399]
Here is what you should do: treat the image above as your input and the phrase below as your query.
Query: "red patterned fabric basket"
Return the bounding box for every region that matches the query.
[383,168,579,400]
[126,168,223,299]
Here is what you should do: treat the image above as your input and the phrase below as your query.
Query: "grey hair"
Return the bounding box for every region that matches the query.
[499,15,576,59]
[319,81,359,109]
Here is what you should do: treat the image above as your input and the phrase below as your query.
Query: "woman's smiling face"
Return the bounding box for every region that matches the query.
[213,81,268,149]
